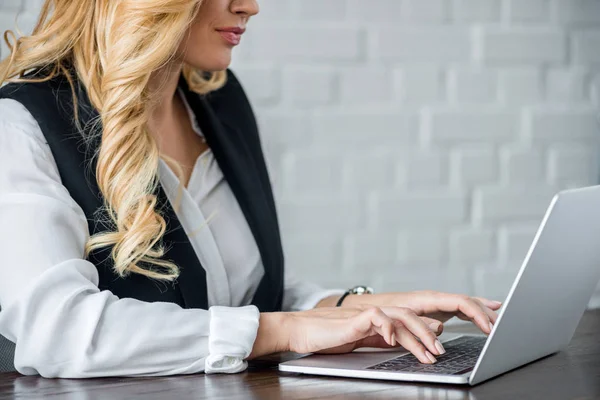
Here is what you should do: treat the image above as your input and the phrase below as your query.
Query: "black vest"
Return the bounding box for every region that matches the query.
[0,69,284,312]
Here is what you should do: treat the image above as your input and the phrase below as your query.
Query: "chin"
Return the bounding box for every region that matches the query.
[186,52,232,73]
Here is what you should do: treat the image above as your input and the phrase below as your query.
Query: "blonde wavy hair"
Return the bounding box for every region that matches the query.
[0,0,227,281]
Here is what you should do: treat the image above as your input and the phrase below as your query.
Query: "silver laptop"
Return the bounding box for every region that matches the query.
[280,185,600,386]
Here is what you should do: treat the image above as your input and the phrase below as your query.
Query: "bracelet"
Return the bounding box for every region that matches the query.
[335,291,352,307]
[336,286,374,307]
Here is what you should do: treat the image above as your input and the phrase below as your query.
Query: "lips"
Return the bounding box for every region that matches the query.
[216,27,246,46]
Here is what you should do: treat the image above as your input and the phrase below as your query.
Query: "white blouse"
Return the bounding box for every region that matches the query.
[0,91,343,378]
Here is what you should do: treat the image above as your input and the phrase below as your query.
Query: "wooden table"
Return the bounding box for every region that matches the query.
[1,310,599,400]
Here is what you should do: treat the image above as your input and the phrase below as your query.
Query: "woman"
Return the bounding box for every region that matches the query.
[0,0,501,378]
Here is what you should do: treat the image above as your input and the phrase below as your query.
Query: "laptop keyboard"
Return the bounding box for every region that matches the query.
[366,336,487,376]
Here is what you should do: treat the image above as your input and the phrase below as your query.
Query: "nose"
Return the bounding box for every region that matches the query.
[230,0,259,18]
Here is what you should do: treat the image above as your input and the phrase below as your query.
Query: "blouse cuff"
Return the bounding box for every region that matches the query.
[205,305,260,374]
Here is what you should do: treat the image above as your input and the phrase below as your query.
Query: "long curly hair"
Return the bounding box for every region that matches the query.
[0,0,227,280]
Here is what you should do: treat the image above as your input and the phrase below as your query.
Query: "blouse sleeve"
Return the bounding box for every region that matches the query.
[283,270,345,311]
[0,98,259,378]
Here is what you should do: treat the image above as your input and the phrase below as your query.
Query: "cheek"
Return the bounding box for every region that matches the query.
[181,25,233,71]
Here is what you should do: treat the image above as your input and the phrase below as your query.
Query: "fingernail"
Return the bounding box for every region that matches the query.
[425,351,437,364]
[434,340,446,355]
[489,322,494,333]
[492,301,502,306]
[391,333,396,346]
[429,323,441,333]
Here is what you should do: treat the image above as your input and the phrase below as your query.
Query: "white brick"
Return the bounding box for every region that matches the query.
[498,69,543,105]
[241,26,363,62]
[506,0,551,23]
[279,195,364,233]
[398,230,447,266]
[398,150,450,188]
[401,0,448,23]
[572,31,600,64]
[339,67,392,104]
[473,186,557,224]
[448,69,498,103]
[555,0,600,24]
[480,29,566,64]
[233,66,280,105]
[546,68,591,103]
[281,151,344,194]
[342,231,397,269]
[346,0,403,22]
[429,110,518,144]
[323,273,380,292]
[282,233,341,277]
[548,145,600,185]
[450,229,495,264]
[394,67,445,105]
[500,147,545,183]
[0,1,21,12]
[527,109,600,143]
[375,28,472,62]
[342,149,396,191]
[256,111,313,147]
[381,269,471,294]
[347,0,447,23]
[292,0,347,21]
[22,0,44,9]
[372,191,467,228]
[450,145,498,186]
[250,0,290,20]
[312,112,419,146]
[283,66,336,106]
[452,0,501,22]
[498,224,539,262]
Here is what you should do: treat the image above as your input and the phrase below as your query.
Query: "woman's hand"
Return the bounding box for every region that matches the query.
[249,305,447,364]
[341,291,502,334]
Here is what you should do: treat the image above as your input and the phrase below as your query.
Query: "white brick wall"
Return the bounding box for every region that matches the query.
[2,0,600,306]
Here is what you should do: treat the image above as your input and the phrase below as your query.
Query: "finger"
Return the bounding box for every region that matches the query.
[453,309,497,329]
[473,298,499,325]
[453,296,494,334]
[418,316,444,336]
[395,325,437,364]
[380,307,444,356]
[353,307,396,346]
[475,297,503,311]
[427,295,493,334]
[355,335,394,349]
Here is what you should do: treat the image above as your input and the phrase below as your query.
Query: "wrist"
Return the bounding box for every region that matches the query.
[340,293,375,307]
[247,312,291,359]
[315,295,341,308]
[339,294,357,307]
[336,286,375,307]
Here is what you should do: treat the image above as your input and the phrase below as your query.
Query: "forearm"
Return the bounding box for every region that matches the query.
[247,312,290,359]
